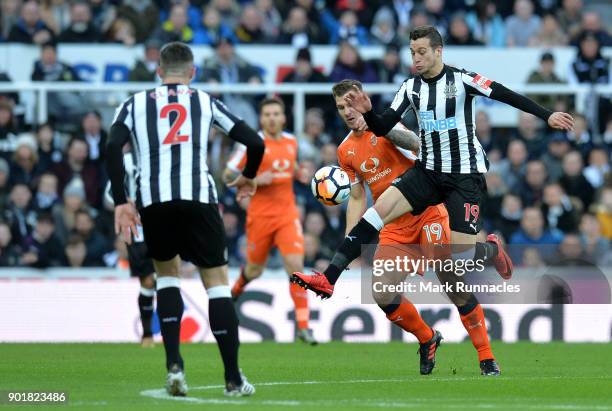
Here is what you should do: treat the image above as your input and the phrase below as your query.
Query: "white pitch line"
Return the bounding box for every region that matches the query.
[140,377,612,410]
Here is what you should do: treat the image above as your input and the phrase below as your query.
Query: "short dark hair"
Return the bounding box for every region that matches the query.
[159,42,194,75]
[259,97,285,112]
[331,79,363,98]
[410,25,444,49]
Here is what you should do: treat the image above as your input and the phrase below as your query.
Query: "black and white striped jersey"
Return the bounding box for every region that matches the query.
[112,83,240,208]
[390,65,494,174]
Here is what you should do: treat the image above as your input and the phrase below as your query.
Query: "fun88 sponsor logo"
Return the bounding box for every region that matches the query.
[419,111,457,132]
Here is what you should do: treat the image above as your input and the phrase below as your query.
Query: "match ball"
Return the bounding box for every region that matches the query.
[311,165,351,206]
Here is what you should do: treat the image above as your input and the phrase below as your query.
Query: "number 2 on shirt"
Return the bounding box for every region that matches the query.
[161,103,188,145]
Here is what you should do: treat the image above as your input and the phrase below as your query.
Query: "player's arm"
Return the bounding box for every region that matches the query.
[462,71,574,131]
[106,100,133,206]
[345,83,411,136]
[211,98,264,179]
[384,123,420,152]
[345,181,367,235]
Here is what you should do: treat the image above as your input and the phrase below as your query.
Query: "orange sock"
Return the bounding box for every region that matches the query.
[290,282,309,330]
[460,304,494,361]
[385,297,434,343]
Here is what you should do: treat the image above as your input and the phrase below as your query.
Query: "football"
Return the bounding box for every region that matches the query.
[311,165,351,206]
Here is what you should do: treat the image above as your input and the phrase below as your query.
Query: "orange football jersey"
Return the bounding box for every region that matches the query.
[228,131,298,218]
[337,130,447,238]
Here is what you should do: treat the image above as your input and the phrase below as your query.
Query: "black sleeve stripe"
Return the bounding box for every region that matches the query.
[212,98,241,124]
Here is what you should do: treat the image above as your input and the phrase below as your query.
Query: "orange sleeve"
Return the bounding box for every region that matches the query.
[227,143,247,172]
[337,146,361,185]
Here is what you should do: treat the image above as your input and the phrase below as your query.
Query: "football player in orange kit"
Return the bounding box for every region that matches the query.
[223,97,316,345]
[321,79,498,375]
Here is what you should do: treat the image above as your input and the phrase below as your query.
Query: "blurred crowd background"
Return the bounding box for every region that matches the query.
[0,0,610,272]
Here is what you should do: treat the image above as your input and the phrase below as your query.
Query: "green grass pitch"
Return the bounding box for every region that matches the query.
[1,342,611,411]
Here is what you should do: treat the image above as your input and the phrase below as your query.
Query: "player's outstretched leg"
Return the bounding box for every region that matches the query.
[292,208,385,298]
[380,296,441,375]
[290,282,317,345]
[458,301,501,376]
[207,285,255,397]
[138,275,155,348]
[156,276,187,396]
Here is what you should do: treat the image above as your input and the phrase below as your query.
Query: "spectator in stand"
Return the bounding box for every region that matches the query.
[424,0,449,38]
[569,31,610,85]
[541,132,571,182]
[542,183,580,233]
[303,233,324,269]
[234,4,270,44]
[370,43,411,109]
[52,178,87,243]
[0,159,11,210]
[10,134,43,187]
[63,233,87,267]
[573,11,611,47]
[491,193,523,242]
[465,0,505,47]
[89,0,116,35]
[583,147,610,189]
[33,172,60,213]
[329,41,378,84]
[566,113,593,157]
[370,7,399,46]
[298,108,333,161]
[526,52,569,112]
[0,221,20,267]
[73,208,108,266]
[510,206,563,245]
[281,48,332,130]
[569,32,610,134]
[505,0,541,47]
[52,137,100,207]
[517,160,548,207]
[530,14,567,47]
[210,0,241,30]
[36,123,64,170]
[334,0,375,29]
[79,111,106,166]
[407,8,432,37]
[7,0,55,44]
[114,0,160,43]
[494,139,528,191]
[128,38,160,82]
[193,6,238,45]
[1,0,22,39]
[199,35,262,127]
[278,6,322,47]
[513,112,546,158]
[152,4,193,43]
[31,42,79,82]
[556,0,582,41]
[254,0,282,41]
[57,1,100,43]
[329,10,369,45]
[20,212,64,268]
[39,0,71,35]
[4,183,36,246]
[594,187,612,240]
[475,111,506,159]
[446,12,483,46]
[0,101,18,160]
[579,212,610,265]
[560,150,595,210]
[104,17,136,47]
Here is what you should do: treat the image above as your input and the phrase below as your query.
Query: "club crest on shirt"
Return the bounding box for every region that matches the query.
[370,135,377,146]
[444,83,457,99]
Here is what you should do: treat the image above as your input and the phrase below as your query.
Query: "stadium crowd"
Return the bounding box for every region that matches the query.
[0,0,610,270]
